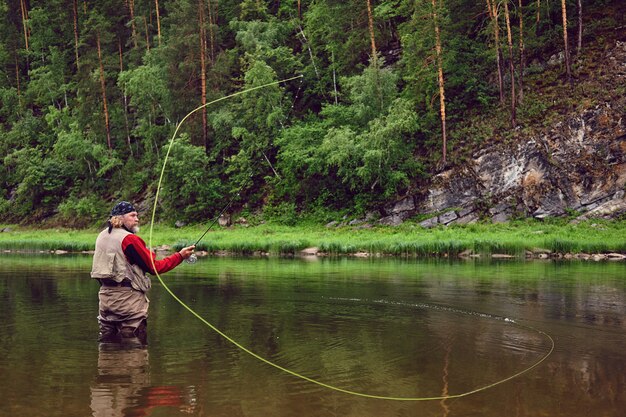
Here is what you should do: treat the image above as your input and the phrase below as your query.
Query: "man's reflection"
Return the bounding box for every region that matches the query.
[91,336,197,417]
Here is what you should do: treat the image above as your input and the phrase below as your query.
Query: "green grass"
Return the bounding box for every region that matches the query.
[2,218,626,258]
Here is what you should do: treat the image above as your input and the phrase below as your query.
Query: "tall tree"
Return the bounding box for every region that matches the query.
[72,0,80,68]
[118,37,133,156]
[518,0,525,102]
[365,0,378,64]
[127,0,138,48]
[199,0,208,152]
[15,54,21,105]
[536,0,540,33]
[561,0,572,83]
[155,0,162,46]
[96,32,112,150]
[19,0,29,53]
[207,0,216,61]
[504,0,516,127]
[576,0,582,54]
[143,15,150,51]
[431,0,447,165]
[486,0,505,104]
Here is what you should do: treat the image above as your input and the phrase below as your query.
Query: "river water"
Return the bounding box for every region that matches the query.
[0,254,624,417]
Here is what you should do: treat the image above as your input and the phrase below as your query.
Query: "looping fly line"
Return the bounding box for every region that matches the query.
[148,76,554,401]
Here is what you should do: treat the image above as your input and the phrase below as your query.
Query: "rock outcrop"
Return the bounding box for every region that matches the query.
[379,41,626,227]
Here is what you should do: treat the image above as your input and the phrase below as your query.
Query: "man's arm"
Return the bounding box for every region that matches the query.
[122,234,183,274]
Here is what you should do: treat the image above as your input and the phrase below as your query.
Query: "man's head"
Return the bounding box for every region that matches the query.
[109,201,139,233]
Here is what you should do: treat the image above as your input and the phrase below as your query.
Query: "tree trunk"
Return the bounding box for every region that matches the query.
[486,0,505,104]
[199,0,208,152]
[536,0,541,36]
[431,0,448,165]
[561,0,572,84]
[19,0,29,52]
[143,16,150,51]
[518,0,525,102]
[155,0,162,46]
[73,0,80,68]
[118,38,124,72]
[440,343,451,417]
[207,0,216,61]
[504,1,517,128]
[96,32,112,150]
[119,38,134,157]
[332,50,338,105]
[577,0,582,54]
[128,0,138,48]
[15,53,21,107]
[214,0,219,25]
[365,0,377,64]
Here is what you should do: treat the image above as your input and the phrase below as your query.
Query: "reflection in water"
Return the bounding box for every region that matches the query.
[439,340,452,417]
[91,338,197,417]
[1,255,626,417]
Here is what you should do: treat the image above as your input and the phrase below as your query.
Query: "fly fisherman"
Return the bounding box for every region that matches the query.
[91,201,195,341]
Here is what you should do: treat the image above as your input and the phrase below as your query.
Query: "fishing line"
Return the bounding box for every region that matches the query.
[148,76,554,401]
[184,75,303,263]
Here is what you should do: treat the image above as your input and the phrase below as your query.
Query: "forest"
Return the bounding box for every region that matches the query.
[0,0,621,227]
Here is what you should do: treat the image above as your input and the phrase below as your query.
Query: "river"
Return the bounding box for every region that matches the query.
[0,254,624,417]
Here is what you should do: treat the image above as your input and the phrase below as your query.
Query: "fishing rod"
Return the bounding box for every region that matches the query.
[186,179,249,264]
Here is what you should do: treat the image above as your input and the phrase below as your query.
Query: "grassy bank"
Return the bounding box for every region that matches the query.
[2,218,626,258]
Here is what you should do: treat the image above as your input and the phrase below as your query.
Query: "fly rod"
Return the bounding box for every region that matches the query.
[186,180,248,263]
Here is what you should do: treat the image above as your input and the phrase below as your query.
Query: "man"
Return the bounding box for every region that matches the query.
[91,201,195,340]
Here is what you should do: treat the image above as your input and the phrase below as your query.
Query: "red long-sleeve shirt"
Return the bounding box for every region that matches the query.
[121,234,183,275]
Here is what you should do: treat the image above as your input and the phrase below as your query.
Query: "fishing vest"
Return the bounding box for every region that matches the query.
[91,227,152,293]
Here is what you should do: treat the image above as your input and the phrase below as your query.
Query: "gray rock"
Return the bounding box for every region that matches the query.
[218,214,231,227]
[379,214,405,226]
[439,211,458,224]
[492,212,510,223]
[390,197,415,214]
[419,217,439,228]
[454,213,479,225]
[458,206,475,217]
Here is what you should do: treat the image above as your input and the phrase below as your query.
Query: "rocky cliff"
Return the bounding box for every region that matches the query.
[380,41,626,227]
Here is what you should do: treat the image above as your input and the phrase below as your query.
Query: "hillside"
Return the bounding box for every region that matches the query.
[374,6,626,227]
[0,0,625,227]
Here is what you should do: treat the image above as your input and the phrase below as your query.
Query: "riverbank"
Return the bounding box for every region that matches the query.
[2,218,626,260]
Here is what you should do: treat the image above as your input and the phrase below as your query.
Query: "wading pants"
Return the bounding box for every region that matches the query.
[98,286,149,339]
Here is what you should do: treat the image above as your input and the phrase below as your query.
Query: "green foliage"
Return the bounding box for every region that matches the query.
[517,94,550,124]
[57,195,104,226]
[0,87,20,124]
[263,201,299,226]
[3,147,45,217]
[160,136,225,222]
[118,51,173,125]
[0,0,622,225]
[276,62,423,211]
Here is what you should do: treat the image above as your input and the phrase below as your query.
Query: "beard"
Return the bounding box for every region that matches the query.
[130,225,140,234]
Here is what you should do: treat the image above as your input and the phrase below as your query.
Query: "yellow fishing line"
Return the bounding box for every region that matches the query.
[148,77,555,401]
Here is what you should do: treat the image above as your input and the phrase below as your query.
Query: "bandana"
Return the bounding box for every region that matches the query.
[110,201,136,217]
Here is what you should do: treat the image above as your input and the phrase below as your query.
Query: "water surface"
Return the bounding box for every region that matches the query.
[0,254,624,416]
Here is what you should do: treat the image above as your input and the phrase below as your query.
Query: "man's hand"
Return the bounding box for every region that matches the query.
[179,245,196,259]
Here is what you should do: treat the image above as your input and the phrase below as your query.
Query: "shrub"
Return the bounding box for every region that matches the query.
[57,195,104,226]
